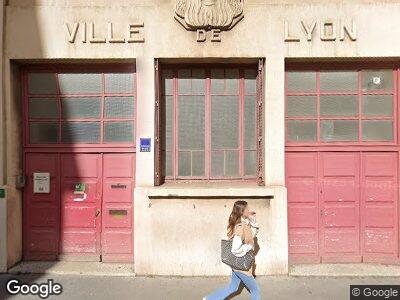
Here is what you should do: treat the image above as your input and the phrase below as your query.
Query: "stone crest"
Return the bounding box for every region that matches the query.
[174,0,244,31]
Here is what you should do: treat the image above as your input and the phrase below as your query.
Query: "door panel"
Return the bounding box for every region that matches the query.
[319,152,360,259]
[286,152,319,261]
[59,154,102,260]
[361,153,398,258]
[24,153,60,260]
[102,153,135,262]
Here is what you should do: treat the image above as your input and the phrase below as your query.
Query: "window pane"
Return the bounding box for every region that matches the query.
[105,73,134,93]
[211,151,224,177]
[163,96,174,152]
[61,122,100,143]
[192,151,205,176]
[287,72,316,92]
[226,69,239,94]
[226,151,239,176]
[178,69,191,94]
[164,150,173,177]
[244,69,257,94]
[245,96,256,148]
[212,96,239,149]
[58,73,102,94]
[178,96,205,150]
[363,95,393,116]
[320,71,357,92]
[192,69,205,94]
[287,120,316,142]
[362,70,393,91]
[178,151,191,176]
[211,69,225,94]
[29,122,58,143]
[362,120,393,141]
[320,120,358,141]
[245,150,256,176]
[62,97,101,119]
[320,95,357,117]
[287,96,316,117]
[28,73,57,94]
[104,97,134,119]
[29,98,58,119]
[104,121,134,143]
[162,70,173,95]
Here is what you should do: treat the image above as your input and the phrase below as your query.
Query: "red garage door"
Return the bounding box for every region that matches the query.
[23,65,136,262]
[286,67,399,264]
[287,152,398,263]
[25,153,135,262]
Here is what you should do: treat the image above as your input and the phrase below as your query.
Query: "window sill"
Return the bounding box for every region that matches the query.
[144,182,274,199]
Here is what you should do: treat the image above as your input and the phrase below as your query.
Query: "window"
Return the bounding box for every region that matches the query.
[158,65,262,181]
[286,69,395,143]
[25,68,136,146]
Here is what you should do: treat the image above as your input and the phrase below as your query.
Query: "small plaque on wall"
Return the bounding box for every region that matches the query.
[33,172,50,194]
[140,138,151,152]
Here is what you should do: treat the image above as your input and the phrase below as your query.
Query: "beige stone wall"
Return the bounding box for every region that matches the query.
[3,0,400,274]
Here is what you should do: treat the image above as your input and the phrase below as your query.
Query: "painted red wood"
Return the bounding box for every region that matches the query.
[361,152,398,261]
[319,152,361,262]
[287,151,400,264]
[286,152,319,263]
[24,153,60,260]
[102,153,135,262]
[59,154,102,260]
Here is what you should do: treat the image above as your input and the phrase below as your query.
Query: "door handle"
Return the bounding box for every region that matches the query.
[95,209,101,217]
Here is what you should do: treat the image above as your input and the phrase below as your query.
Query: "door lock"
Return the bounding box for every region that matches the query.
[95,209,101,217]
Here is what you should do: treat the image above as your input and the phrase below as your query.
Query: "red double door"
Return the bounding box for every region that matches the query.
[287,152,399,263]
[24,153,134,262]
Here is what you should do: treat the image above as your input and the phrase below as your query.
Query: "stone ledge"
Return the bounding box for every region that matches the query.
[141,182,276,198]
[8,261,135,277]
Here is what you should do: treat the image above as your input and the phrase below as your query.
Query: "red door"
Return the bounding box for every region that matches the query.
[24,153,134,262]
[286,151,399,263]
[102,154,135,262]
[287,152,319,262]
[361,152,398,262]
[319,152,360,262]
[59,154,102,261]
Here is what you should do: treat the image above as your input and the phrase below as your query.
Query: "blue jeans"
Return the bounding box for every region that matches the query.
[205,270,261,300]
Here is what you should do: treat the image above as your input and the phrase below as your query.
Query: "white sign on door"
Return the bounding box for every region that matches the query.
[33,172,50,194]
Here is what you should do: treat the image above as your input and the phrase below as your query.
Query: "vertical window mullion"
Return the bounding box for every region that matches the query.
[173,69,179,180]
[239,68,245,178]
[316,71,320,143]
[358,70,362,142]
[100,73,105,144]
[55,73,62,143]
[205,68,211,180]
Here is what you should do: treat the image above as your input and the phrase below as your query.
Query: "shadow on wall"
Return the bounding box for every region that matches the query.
[2,2,64,299]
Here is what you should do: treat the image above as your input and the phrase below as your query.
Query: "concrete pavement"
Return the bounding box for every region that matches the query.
[1,273,400,300]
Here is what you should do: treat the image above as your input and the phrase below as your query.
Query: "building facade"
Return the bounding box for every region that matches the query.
[1,0,400,275]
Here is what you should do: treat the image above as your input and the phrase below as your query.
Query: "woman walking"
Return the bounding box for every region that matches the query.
[204,200,261,300]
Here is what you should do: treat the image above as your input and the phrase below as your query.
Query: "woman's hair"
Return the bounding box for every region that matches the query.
[227,200,248,237]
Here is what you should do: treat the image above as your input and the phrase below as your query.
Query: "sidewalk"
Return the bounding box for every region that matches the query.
[1,273,400,300]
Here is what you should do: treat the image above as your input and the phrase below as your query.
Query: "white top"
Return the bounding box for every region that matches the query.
[231,217,259,257]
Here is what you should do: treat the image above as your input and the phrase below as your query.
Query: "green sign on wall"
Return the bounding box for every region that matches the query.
[0,188,5,198]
